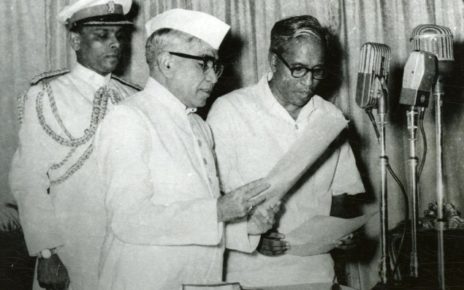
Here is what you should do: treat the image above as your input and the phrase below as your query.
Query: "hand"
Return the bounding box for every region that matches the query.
[334,232,359,251]
[217,179,270,222]
[258,231,289,256]
[247,202,281,235]
[37,254,70,290]
[0,203,20,231]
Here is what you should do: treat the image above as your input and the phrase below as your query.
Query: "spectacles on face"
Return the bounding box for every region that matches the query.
[273,51,327,80]
[168,52,224,78]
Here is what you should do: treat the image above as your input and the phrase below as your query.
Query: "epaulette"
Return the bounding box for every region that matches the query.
[30,69,70,86]
[111,75,143,91]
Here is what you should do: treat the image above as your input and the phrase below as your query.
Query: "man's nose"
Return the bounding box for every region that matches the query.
[109,33,121,50]
[205,67,218,83]
[299,71,314,87]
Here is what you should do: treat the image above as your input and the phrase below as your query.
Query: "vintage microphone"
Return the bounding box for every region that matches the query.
[399,50,438,279]
[356,42,392,288]
[356,43,391,110]
[410,24,454,290]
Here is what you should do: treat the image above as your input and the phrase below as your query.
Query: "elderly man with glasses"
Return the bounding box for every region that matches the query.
[94,9,278,290]
[207,15,365,287]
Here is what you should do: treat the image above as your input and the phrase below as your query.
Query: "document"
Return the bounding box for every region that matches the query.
[183,283,241,290]
[250,109,348,207]
[286,213,376,256]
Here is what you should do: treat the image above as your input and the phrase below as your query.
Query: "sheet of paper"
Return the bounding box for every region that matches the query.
[286,213,377,256]
[183,283,241,290]
[243,283,356,290]
[250,109,348,207]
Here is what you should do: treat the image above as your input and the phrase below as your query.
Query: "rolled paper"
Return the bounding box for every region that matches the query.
[252,109,348,207]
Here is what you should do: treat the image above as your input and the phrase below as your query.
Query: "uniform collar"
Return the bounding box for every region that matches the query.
[71,63,112,89]
[258,73,316,123]
[145,77,197,115]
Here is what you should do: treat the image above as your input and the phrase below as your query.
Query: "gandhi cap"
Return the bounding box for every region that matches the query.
[145,9,230,50]
[58,0,133,29]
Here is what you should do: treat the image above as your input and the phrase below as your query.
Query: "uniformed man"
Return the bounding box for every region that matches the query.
[9,0,140,289]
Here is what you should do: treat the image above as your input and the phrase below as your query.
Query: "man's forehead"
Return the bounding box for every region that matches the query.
[294,34,323,47]
[285,36,324,54]
[198,47,218,58]
[81,25,125,32]
[177,39,218,58]
[195,48,218,59]
[281,39,325,65]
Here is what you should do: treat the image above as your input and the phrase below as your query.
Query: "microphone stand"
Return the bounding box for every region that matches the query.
[406,107,419,279]
[372,78,391,290]
[433,79,446,290]
[409,23,454,289]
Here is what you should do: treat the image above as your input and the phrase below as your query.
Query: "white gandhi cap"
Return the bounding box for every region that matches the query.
[145,9,230,50]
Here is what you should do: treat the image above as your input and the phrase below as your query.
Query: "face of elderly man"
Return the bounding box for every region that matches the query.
[71,25,127,75]
[168,41,219,108]
[270,34,325,110]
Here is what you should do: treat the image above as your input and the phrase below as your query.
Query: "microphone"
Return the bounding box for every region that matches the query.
[399,51,438,107]
[411,24,454,75]
[356,42,391,109]
[409,24,454,290]
[400,50,438,279]
[357,43,392,289]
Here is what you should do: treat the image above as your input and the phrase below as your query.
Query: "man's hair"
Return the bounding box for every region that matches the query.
[270,15,328,54]
[145,28,204,69]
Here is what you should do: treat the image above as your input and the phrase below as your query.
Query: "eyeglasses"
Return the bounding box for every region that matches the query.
[168,51,224,78]
[273,52,327,80]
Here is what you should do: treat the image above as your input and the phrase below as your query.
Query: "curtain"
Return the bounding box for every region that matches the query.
[2,0,464,289]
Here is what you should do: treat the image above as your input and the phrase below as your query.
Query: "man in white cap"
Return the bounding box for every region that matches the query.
[95,8,278,290]
[9,0,139,289]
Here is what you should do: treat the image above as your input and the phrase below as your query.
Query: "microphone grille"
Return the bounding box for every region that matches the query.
[411,24,454,61]
[358,42,391,80]
[356,42,391,109]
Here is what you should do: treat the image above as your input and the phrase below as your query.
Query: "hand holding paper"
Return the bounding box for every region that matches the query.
[250,109,348,207]
[217,179,269,222]
[247,202,281,235]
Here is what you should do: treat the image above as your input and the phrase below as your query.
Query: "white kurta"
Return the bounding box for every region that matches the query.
[95,77,225,290]
[207,75,365,287]
[9,64,138,290]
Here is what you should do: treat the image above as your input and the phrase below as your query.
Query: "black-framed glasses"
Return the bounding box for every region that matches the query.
[168,51,224,78]
[273,52,327,80]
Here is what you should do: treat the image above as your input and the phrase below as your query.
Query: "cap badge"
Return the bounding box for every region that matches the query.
[107,1,115,13]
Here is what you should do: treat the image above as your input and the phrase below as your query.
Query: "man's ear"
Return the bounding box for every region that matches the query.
[69,32,81,51]
[269,52,277,73]
[157,52,175,78]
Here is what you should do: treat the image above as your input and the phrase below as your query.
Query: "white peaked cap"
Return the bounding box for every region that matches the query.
[145,9,230,50]
[58,0,132,27]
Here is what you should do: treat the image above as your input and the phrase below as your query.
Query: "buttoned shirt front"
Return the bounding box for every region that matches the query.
[207,75,365,287]
[96,77,224,290]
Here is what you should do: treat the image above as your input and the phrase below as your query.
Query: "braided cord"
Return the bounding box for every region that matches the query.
[35,83,114,185]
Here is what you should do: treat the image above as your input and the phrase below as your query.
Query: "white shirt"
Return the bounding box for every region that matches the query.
[10,63,138,290]
[207,75,365,287]
[96,77,225,290]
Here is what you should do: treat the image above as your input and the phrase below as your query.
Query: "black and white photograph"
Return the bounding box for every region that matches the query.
[1,1,464,290]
